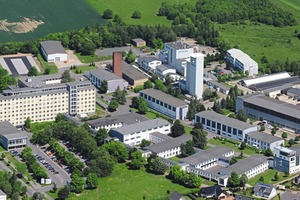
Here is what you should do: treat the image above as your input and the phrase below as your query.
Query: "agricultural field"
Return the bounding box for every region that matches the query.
[86,0,195,26]
[0,0,105,42]
[279,0,300,11]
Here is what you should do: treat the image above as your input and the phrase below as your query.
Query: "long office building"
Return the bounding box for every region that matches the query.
[236,93,300,131]
[0,75,96,126]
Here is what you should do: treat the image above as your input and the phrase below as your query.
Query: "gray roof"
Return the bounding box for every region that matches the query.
[253,182,275,197]
[169,192,185,200]
[263,84,293,94]
[207,80,230,91]
[40,40,66,55]
[18,74,62,87]
[246,131,284,144]
[87,113,148,128]
[139,56,158,63]
[132,38,145,43]
[180,146,233,166]
[156,64,173,72]
[3,132,28,140]
[165,41,192,50]
[281,191,300,200]
[252,76,300,91]
[112,118,170,135]
[195,111,256,130]
[287,88,300,96]
[122,61,147,81]
[0,121,19,135]
[89,68,122,81]
[290,146,300,156]
[0,189,5,196]
[240,93,300,120]
[220,155,269,176]
[151,132,173,141]
[234,195,254,200]
[140,89,188,108]
[145,134,192,153]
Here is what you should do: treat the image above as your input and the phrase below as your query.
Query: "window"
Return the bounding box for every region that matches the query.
[222,125,226,132]
[212,121,216,128]
[217,123,221,129]
[201,118,205,125]
[233,128,237,135]
[207,120,211,126]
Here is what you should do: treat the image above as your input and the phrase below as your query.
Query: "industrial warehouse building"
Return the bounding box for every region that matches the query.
[40,40,67,62]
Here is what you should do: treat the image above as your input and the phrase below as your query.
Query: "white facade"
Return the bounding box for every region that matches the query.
[244,161,269,179]
[155,146,181,158]
[46,53,67,62]
[40,41,67,62]
[273,146,300,174]
[156,67,176,78]
[175,59,188,76]
[0,189,6,200]
[226,48,258,76]
[185,53,204,99]
[138,57,162,71]
[246,132,284,151]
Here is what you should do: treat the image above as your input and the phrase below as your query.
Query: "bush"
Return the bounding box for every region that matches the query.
[132,11,142,19]
[134,85,144,93]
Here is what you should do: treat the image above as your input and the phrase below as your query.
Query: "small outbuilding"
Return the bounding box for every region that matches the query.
[131,38,146,47]
[40,40,67,62]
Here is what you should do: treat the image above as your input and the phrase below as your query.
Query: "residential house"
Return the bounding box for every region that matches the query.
[200,185,225,199]
[169,192,185,200]
[253,183,277,200]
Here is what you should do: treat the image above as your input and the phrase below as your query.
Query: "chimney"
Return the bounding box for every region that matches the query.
[112,52,122,78]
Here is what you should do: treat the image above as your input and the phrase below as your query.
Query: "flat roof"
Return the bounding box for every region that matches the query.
[227,48,257,65]
[150,132,173,141]
[122,61,147,81]
[87,112,148,128]
[252,76,300,91]
[207,80,230,91]
[240,93,300,120]
[40,40,66,55]
[246,131,284,144]
[145,134,192,153]
[0,121,19,135]
[112,118,170,135]
[241,72,290,87]
[132,38,145,43]
[4,132,28,140]
[139,56,159,63]
[195,111,256,130]
[18,74,62,87]
[219,155,269,175]
[140,88,188,108]
[89,68,122,81]
[165,41,192,50]
[287,88,300,96]
[156,64,173,72]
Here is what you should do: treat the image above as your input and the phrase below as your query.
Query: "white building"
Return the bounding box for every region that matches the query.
[40,41,67,62]
[0,189,6,200]
[145,134,192,158]
[155,64,176,79]
[195,111,258,141]
[110,118,170,146]
[246,131,284,151]
[273,146,300,174]
[185,53,204,99]
[139,89,189,120]
[226,48,258,76]
[241,72,290,88]
[159,41,195,68]
[253,183,277,200]
[137,57,162,71]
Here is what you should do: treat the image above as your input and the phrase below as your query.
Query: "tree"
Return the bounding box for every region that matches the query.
[89,149,115,177]
[143,80,153,89]
[55,113,65,122]
[52,183,57,193]
[95,128,109,146]
[102,9,113,19]
[194,123,203,130]
[113,86,126,105]
[271,127,277,136]
[187,97,205,120]
[240,174,248,187]
[187,173,202,188]
[61,70,71,83]
[236,109,247,122]
[32,192,44,200]
[180,141,195,157]
[86,173,98,189]
[28,66,38,76]
[0,68,17,93]
[265,148,273,157]
[16,163,26,178]
[203,88,213,100]
[282,132,288,139]
[44,68,51,75]
[170,120,185,137]
[80,40,96,55]
[230,157,238,165]
[140,139,151,147]
[288,139,295,147]
[273,172,279,181]
[132,11,142,19]
[125,49,136,63]
[192,129,207,149]
[58,186,69,200]
[99,80,108,93]
[260,125,265,132]
[259,176,265,182]
[103,141,128,162]
[228,172,240,188]
[148,157,168,175]
[108,100,118,112]
[24,117,32,130]
[130,151,146,169]
[240,142,247,150]
[137,97,148,114]
[71,174,85,193]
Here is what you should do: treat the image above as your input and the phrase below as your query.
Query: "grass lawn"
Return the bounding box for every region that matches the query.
[202,179,216,187]
[145,111,157,119]
[97,97,109,105]
[70,65,97,74]
[184,125,192,134]
[95,104,107,116]
[66,163,196,200]
[169,156,181,162]
[248,169,291,186]
[279,0,300,11]
[208,138,257,155]
[37,54,58,74]
[76,53,112,63]
[0,145,6,152]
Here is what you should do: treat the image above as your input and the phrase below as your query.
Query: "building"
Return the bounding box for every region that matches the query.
[0,121,28,150]
[155,64,177,79]
[281,191,300,200]
[273,146,300,174]
[219,155,269,179]
[86,68,128,93]
[226,48,258,76]
[246,131,284,151]
[110,118,171,146]
[139,89,188,120]
[250,76,300,91]
[194,111,258,141]
[122,62,148,86]
[234,195,253,200]
[112,52,123,78]
[87,112,148,132]
[0,189,6,200]
[40,40,67,62]
[240,72,290,88]
[137,57,162,71]
[145,134,192,158]
[253,183,277,200]
[185,53,204,99]
[0,76,96,126]
[207,80,230,95]
[131,38,146,47]
[287,88,300,100]
[200,185,224,199]
[236,93,300,131]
